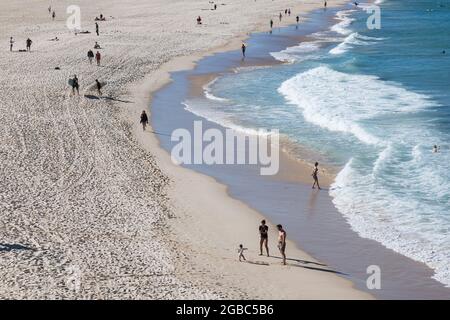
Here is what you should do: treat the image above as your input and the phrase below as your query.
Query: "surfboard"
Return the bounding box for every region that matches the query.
[88,81,108,90]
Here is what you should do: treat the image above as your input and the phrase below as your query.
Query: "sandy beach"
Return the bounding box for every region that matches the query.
[0,0,374,299]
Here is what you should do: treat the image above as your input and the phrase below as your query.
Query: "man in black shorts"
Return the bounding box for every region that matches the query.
[259,220,269,257]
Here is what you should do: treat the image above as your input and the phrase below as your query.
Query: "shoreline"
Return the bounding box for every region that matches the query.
[142,4,450,299]
[129,1,375,299]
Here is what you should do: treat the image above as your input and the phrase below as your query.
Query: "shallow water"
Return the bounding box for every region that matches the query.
[186,0,450,288]
[152,4,450,298]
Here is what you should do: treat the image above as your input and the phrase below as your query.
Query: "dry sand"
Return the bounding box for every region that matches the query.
[0,0,371,299]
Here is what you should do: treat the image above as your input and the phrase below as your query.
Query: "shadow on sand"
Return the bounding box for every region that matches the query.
[0,243,34,252]
[84,95,133,104]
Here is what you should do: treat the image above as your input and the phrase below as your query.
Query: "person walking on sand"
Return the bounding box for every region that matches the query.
[312,162,321,190]
[26,38,32,52]
[296,16,300,24]
[71,75,79,95]
[277,225,287,265]
[95,50,101,66]
[87,49,94,64]
[279,12,282,22]
[238,244,247,262]
[95,22,99,36]
[197,16,202,25]
[9,37,14,52]
[52,10,56,20]
[140,110,149,131]
[95,79,102,96]
[259,220,269,257]
[270,19,273,29]
[241,43,246,58]
[324,1,328,8]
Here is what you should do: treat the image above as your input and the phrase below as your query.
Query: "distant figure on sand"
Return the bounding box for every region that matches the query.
[312,162,321,190]
[197,16,202,25]
[279,12,282,22]
[95,79,102,96]
[140,111,149,131]
[95,51,101,66]
[433,145,440,153]
[10,37,14,51]
[94,42,101,49]
[296,16,300,24]
[238,244,247,262]
[270,19,273,29]
[48,6,51,14]
[87,50,94,64]
[26,38,32,52]
[324,1,328,8]
[259,220,269,257]
[52,11,56,20]
[95,22,99,36]
[241,43,246,58]
[71,75,79,95]
[288,9,291,16]
[277,225,287,265]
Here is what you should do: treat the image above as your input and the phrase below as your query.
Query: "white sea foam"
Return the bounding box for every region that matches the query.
[270,42,321,63]
[331,10,356,35]
[330,32,384,55]
[278,66,432,145]
[331,149,450,287]
[203,78,230,102]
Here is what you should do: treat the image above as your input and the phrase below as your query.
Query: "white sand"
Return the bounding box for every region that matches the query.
[0,0,371,299]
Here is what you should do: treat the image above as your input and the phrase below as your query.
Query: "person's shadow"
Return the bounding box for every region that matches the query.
[0,243,33,252]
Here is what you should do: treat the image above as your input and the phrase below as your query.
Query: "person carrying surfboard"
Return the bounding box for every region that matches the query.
[71,75,79,95]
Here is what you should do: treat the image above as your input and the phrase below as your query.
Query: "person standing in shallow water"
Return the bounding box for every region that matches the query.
[140,111,149,131]
[277,224,287,265]
[241,43,246,58]
[312,162,321,190]
[259,220,269,257]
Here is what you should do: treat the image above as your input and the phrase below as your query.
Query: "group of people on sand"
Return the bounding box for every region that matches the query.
[9,37,33,52]
[87,49,102,65]
[238,220,287,265]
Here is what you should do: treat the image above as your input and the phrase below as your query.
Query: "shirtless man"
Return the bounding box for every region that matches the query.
[277,224,287,265]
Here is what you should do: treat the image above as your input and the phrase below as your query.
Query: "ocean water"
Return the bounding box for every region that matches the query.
[183,0,450,287]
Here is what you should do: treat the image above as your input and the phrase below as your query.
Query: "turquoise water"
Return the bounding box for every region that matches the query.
[184,0,450,286]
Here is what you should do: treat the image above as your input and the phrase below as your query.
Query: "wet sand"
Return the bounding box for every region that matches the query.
[149,7,450,299]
